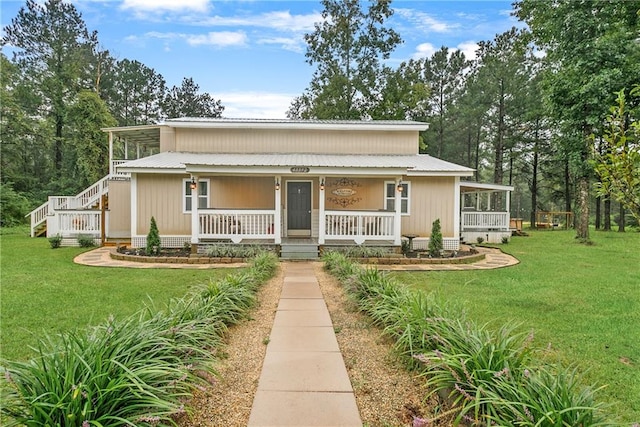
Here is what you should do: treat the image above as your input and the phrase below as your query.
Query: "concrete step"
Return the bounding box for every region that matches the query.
[280,243,319,260]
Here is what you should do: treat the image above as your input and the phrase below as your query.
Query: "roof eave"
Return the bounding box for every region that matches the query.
[166,120,428,132]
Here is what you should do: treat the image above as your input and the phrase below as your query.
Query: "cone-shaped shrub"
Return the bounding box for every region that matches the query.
[428,218,443,257]
[146,216,161,255]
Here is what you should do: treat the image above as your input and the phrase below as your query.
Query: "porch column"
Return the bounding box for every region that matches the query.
[274,176,282,244]
[136,143,141,159]
[130,173,137,243]
[190,175,199,245]
[124,139,129,160]
[108,132,114,176]
[318,176,326,244]
[393,177,402,246]
[454,177,461,240]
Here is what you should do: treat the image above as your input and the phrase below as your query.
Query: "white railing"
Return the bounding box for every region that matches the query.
[461,211,510,231]
[199,209,276,242]
[48,211,101,237]
[29,201,49,237]
[76,176,109,207]
[111,160,131,179]
[325,211,395,242]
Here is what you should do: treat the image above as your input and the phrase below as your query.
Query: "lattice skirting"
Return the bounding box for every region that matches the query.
[409,237,460,251]
[131,236,191,248]
[61,237,100,247]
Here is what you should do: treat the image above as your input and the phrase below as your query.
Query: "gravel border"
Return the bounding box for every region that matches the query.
[178,262,448,426]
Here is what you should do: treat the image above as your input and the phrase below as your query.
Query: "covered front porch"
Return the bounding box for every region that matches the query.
[459,181,513,243]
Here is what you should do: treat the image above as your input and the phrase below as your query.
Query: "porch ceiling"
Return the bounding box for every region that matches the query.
[103,125,161,147]
[460,181,514,192]
[116,151,474,176]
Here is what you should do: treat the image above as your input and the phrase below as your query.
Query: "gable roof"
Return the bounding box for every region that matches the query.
[164,118,429,131]
[117,152,474,177]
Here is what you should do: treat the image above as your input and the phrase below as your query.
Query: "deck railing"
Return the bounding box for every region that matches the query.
[111,160,131,179]
[48,210,101,237]
[461,211,510,231]
[325,210,395,242]
[199,209,276,242]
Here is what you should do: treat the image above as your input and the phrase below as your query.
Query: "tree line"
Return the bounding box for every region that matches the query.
[1,0,639,239]
[289,0,640,239]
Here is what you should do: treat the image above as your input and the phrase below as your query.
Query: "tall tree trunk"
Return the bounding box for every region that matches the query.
[576,176,590,240]
[619,204,626,232]
[564,158,572,215]
[604,198,611,231]
[475,124,481,182]
[530,135,539,229]
[595,196,601,229]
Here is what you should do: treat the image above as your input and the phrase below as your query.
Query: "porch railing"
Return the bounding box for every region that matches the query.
[199,209,276,242]
[325,211,395,242]
[111,160,131,179]
[47,210,102,237]
[461,211,510,231]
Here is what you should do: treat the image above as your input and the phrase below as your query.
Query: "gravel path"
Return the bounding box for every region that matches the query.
[178,262,445,426]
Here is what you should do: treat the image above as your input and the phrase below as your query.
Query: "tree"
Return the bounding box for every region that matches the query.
[66,90,117,190]
[593,89,640,224]
[163,77,224,119]
[2,0,99,173]
[291,0,401,119]
[146,217,161,255]
[428,218,443,257]
[515,0,640,240]
[108,59,167,126]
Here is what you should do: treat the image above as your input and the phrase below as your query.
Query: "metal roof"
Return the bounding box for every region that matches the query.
[163,117,429,131]
[117,152,474,176]
[102,125,161,147]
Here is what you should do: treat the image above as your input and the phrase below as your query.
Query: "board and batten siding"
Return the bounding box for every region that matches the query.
[210,177,275,209]
[402,176,456,237]
[107,179,131,238]
[136,174,190,235]
[172,128,417,155]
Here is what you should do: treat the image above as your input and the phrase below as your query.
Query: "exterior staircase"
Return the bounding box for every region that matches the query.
[280,241,319,260]
[27,175,111,239]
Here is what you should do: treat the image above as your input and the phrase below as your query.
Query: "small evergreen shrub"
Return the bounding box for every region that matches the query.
[428,218,443,257]
[146,216,161,255]
[477,236,485,244]
[48,234,62,249]
[77,234,96,248]
[502,236,510,244]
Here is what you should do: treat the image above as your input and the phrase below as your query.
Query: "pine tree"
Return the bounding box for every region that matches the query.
[428,219,443,257]
[146,217,161,255]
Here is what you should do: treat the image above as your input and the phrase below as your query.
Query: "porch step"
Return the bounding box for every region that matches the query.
[280,243,319,260]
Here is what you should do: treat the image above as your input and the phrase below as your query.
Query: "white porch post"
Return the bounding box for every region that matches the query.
[506,190,511,214]
[274,176,282,244]
[191,176,199,245]
[124,139,129,160]
[454,177,461,241]
[136,143,141,159]
[108,132,114,176]
[393,177,402,246]
[487,192,492,211]
[130,173,137,243]
[318,176,326,244]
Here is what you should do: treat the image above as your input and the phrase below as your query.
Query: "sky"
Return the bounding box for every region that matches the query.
[1,0,521,119]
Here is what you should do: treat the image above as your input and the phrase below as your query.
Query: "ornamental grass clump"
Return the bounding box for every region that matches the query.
[321,252,611,425]
[1,251,277,426]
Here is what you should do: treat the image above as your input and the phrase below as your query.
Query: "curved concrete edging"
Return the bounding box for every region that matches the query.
[73,246,518,271]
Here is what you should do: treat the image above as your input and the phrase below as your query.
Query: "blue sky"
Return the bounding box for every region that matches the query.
[1,0,520,118]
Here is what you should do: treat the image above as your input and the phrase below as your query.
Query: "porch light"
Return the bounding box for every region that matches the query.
[275,179,280,191]
[320,179,325,191]
[190,178,197,190]
[397,181,404,192]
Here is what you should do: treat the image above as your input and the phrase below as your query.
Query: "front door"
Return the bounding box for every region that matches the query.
[287,181,312,236]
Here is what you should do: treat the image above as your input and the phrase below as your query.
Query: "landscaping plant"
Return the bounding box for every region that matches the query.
[146,216,161,255]
[428,218,443,257]
[322,252,611,425]
[0,252,277,426]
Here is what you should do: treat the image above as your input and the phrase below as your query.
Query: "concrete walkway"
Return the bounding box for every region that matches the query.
[248,262,361,426]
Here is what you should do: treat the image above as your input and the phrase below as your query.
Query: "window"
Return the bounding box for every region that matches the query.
[384,181,410,214]
[183,179,209,212]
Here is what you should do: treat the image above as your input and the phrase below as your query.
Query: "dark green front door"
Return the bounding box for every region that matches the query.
[287,182,311,236]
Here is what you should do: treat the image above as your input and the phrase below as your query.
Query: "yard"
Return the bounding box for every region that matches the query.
[391,229,640,423]
[0,227,234,361]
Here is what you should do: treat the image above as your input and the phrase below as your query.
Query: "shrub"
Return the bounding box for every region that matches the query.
[146,216,161,255]
[0,252,278,426]
[77,234,96,248]
[48,234,62,249]
[428,218,443,257]
[502,236,510,244]
[476,236,485,244]
[0,183,30,227]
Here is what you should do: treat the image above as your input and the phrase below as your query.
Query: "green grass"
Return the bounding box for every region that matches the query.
[391,229,640,423]
[0,227,235,361]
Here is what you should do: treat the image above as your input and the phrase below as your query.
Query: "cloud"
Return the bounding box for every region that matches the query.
[186,31,248,47]
[257,37,305,53]
[395,9,455,33]
[456,41,479,60]
[121,0,209,13]
[217,91,296,119]
[189,10,321,33]
[412,42,436,59]
[137,31,247,48]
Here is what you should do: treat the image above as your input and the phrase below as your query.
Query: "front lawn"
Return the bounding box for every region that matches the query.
[391,229,640,423]
[0,228,235,361]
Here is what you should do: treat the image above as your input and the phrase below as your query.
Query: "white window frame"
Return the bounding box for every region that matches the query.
[183,178,210,213]
[384,181,410,215]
